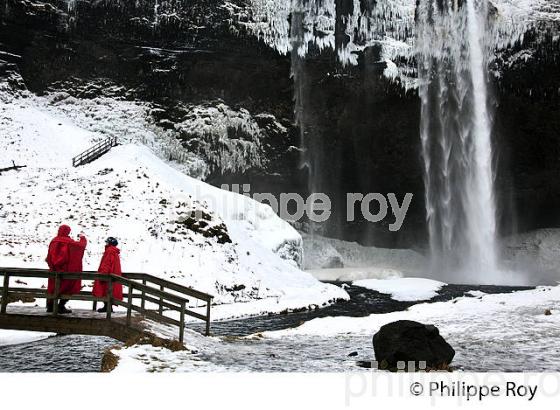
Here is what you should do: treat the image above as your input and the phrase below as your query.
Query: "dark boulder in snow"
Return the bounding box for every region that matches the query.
[372,320,455,370]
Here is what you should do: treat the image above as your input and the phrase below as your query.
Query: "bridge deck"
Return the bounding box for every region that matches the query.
[0,306,148,342]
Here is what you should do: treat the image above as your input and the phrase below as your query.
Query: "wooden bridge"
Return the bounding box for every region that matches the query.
[72,136,118,167]
[0,267,213,344]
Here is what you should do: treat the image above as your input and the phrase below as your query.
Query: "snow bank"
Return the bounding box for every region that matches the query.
[0,330,54,347]
[307,267,402,282]
[353,277,446,301]
[111,344,227,372]
[0,93,348,323]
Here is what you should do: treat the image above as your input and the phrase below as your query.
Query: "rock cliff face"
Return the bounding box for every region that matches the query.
[1,0,558,249]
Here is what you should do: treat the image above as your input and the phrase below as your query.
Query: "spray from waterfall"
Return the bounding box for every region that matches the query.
[416,0,503,284]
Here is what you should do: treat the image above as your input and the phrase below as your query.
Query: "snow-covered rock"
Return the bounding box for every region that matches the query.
[172,102,266,177]
[235,0,560,88]
[302,232,428,278]
[0,59,26,102]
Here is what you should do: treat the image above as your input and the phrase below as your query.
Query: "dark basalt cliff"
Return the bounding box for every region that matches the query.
[1,0,558,249]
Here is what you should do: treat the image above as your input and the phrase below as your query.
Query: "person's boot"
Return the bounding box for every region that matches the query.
[58,300,72,314]
[97,303,111,313]
[46,300,54,313]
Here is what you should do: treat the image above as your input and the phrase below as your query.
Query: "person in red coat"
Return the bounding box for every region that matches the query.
[45,225,87,313]
[67,232,87,294]
[92,237,122,313]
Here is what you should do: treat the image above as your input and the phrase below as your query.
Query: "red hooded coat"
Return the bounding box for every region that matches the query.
[46,225,87,295]
[92,245,123,301]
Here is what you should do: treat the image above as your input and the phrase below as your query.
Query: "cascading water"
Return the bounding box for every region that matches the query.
[289,1,315,233]
[289,0,338,236]
[290,1,308,184]
[416,0,500,284]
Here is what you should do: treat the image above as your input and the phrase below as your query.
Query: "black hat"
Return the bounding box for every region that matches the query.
[105,237,118,246]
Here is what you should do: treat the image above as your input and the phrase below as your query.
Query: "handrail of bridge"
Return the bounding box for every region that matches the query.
[72,136,118,167]
[0,267,214,341]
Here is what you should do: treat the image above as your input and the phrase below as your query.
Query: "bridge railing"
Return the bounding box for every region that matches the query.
[0,267,214,342]
[72,136,118,167]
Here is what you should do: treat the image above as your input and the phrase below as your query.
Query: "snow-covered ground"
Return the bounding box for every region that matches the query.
[353,277,445,302]
[109,284,560,372]
[0,89,348,349]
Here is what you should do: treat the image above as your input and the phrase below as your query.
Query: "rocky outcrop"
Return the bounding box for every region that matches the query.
[0,55,26,101]
[501,228,560,284]
[302,232,427,273]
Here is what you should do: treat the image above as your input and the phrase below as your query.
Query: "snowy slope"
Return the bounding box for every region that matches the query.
[0,92,348,323]
[34,91,277,180]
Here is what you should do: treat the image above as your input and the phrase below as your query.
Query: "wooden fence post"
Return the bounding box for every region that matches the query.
[179,302,185,343]
[205,299,211,336]
[126,283,133,327]
[159,285,164,315]
[106,276,113,321]
[53,273,60,315]
[1,272,9,314]
[92,272,97,311]
[141,278,146,311]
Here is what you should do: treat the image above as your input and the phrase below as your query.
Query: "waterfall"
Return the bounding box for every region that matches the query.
[290,0,308,177]
[416,0,501,283]
[290,0,313,212]
[289,0,337,236]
